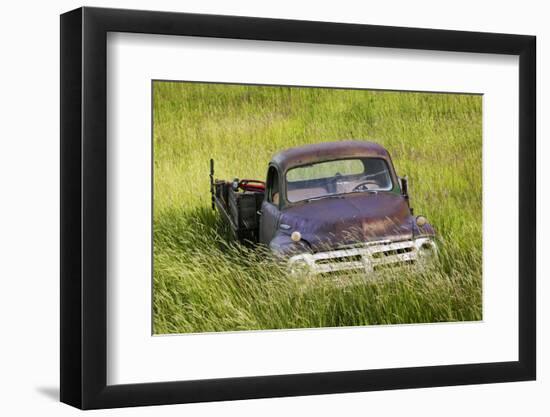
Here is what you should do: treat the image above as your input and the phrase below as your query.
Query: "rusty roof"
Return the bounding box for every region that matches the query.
[271,140,391,173]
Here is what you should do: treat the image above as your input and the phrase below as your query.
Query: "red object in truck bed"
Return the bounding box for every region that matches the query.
[238,179,265,192]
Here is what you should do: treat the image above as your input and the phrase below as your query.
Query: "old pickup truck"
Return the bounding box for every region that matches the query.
[210,140,436,274]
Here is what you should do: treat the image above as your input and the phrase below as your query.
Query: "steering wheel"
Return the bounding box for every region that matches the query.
[352,181,378,192]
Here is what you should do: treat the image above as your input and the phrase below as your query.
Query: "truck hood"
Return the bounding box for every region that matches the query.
[279,192,414,252]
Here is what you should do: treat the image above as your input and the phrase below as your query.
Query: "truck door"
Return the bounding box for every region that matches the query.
[259,166,281,245]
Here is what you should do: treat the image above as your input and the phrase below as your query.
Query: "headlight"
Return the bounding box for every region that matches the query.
[291,231,302,242]
[416,239,437,260]
[288,257,310,275]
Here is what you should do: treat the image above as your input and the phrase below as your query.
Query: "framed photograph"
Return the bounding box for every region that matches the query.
[60,6,536,409]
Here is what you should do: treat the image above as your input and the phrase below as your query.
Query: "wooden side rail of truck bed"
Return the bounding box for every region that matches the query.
[210,159,265,243]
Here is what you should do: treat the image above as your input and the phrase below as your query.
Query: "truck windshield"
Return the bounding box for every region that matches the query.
[285,158,393,203]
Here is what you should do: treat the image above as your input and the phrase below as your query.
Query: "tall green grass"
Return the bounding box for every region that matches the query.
[153,82,482,334]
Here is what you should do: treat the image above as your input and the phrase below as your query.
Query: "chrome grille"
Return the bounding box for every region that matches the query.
[288,238,435,276]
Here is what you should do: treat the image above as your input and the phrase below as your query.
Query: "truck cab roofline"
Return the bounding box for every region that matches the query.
[270,140,390,173]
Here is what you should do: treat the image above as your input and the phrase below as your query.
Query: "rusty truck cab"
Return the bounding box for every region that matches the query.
[259,140,409,245]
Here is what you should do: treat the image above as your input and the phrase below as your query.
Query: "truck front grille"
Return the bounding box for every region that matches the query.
[316,254,363,264]
[371,246,414,259]
[289,238,435,276]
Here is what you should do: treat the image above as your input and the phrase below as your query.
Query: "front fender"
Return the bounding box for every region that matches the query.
[412,219,436,238]
[269,232,312,258]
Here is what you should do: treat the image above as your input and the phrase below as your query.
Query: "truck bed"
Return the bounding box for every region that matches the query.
[212,180,264,243]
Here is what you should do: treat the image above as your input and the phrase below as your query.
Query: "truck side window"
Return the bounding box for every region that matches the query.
[267,166,280,205]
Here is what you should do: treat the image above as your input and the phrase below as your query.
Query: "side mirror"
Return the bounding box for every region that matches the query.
[400,176,409,198]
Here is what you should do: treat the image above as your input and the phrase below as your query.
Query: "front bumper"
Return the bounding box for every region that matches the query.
[288,237,436,275]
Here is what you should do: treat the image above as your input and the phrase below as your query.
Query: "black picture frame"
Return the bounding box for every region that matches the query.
[60,6,536,410]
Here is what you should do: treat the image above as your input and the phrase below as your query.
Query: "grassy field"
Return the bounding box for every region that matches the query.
[153,81,482,334]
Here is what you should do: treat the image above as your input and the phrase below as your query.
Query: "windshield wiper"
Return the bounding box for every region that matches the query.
[305,194,344,202]
[351,189,379,194]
